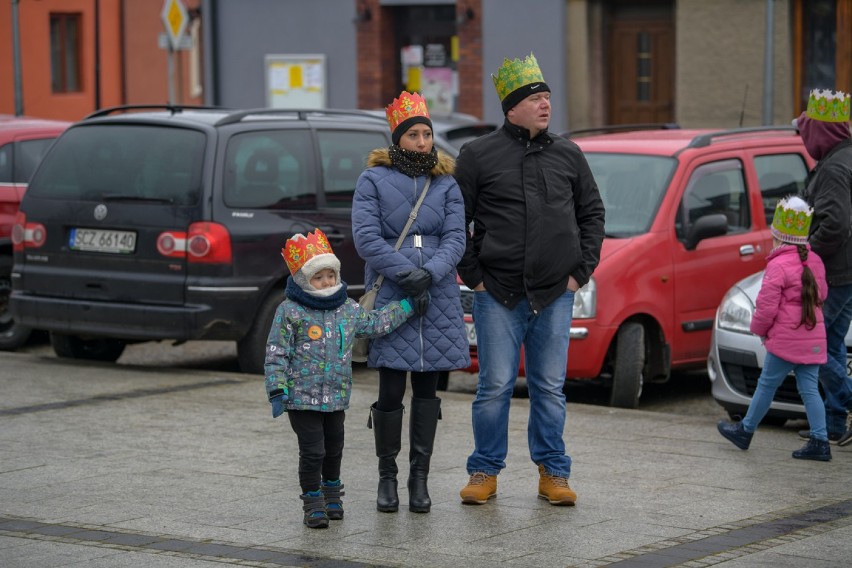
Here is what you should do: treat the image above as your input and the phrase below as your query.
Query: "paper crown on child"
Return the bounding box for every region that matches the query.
[385,91,432,144]
[770,196,813,245]
[281,228,340,278]
[805,89,851,123]
[491,53,550,113]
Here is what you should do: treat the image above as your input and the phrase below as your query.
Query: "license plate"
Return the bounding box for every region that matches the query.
[69,228,137,254]
[847,356,852,378]
[465,322,477,346]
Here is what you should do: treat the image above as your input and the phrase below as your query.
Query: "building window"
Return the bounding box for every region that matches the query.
[50,13,81,93]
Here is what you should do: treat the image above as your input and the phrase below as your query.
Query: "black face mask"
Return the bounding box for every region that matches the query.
[388,145,438,177]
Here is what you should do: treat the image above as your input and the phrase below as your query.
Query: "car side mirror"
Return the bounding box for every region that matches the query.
[685,213,728,250]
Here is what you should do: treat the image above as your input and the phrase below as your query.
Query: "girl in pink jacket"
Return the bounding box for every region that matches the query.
[718,196,832,461]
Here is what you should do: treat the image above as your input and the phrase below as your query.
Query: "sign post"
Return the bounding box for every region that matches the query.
[161,0,189,105]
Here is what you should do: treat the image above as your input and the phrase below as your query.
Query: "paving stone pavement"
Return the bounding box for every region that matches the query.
[1,349,851,568]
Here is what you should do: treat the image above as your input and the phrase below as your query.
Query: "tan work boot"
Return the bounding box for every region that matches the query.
[537,464,576,506]
[459,472,497,504]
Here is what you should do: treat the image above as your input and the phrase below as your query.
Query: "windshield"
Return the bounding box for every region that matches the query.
[28,124,206,206]
[585,153,676,237]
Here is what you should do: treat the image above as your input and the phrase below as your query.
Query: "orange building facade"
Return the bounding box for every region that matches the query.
[0,0,202,122]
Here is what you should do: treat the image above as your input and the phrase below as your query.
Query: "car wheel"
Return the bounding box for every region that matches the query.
[436,371,449,391]
[237,289,285,375]
[50,332,126,362]
[609,322,645,408]
[0,275,33,350]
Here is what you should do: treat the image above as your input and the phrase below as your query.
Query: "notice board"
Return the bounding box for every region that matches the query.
[265,54,326,109]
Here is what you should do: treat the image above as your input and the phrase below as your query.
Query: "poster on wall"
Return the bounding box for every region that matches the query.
[265,54,326,109]
[421,67,454,114]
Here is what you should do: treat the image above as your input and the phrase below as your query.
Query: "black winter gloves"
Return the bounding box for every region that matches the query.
[396,268,432,297]
[411,291,430,316]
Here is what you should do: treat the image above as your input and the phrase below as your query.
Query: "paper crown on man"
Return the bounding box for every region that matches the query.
[492,52,550,114]
[385,91,432,145]
[281,228,340,279]
[770,196,813,246]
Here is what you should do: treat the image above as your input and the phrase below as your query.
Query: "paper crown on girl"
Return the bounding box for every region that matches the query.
[281,228,339,277]
[806,89,851,123]
[770,196,813,245]
[385,91,431,134]
[491,53,550,113]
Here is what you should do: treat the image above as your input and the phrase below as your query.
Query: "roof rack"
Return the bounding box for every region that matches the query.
[215,108,386,127]
[686,126,797,148]
[564,123,681,138]
[84,104,229,120]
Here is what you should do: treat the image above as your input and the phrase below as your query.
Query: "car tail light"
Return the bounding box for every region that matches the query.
[156,223,232,264]
[11,212,46,251]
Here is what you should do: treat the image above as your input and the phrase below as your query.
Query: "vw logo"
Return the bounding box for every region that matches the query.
[94,204,108,221]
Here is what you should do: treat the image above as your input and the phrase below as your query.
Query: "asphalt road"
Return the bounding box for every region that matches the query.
[18,336,735,420]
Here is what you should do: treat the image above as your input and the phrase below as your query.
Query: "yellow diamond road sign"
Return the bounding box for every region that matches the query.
[161,0,189,51]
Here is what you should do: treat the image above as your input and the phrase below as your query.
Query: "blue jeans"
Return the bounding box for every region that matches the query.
[818,284,852,434]
[742,352,827,441]
[466,290,574,477]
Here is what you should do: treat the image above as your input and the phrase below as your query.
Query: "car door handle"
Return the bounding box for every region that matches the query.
[739,244,755,256]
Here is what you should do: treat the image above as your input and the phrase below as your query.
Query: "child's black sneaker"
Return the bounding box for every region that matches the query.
[300,490,329,528]
[321,480,345,520]
[792,437,832,461]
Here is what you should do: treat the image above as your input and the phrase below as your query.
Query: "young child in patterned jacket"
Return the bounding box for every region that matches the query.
[265,228,425,529]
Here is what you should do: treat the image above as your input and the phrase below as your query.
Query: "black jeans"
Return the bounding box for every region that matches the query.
[377,367,439,411]
[287,410,345,493]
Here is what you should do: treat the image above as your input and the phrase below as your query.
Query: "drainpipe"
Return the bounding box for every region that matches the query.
[94,0,101,110]
[762,0,774,125]
[11,0,24,115]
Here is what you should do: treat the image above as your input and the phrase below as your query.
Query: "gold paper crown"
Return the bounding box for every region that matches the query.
[770,196,813,245]
[281,228,334,276]
[492,53,546,102]
[806,89,851,123]
[385,91,430,133]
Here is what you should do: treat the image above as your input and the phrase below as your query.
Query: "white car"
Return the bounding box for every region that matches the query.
[707,271,852,424]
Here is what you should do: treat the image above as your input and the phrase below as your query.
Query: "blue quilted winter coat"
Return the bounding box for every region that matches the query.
[352,149,470,371]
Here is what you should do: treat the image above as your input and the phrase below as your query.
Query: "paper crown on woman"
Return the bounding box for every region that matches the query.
[281,228,340,278]
[492,52,551,114]
[770,196,813,245]
[385,91,432,144]
[806,89,851,123]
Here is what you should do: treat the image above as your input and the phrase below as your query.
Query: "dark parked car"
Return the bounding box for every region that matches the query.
[10,105,491,373]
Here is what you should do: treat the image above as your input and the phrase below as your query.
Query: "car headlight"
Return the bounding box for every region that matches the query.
[717,286,754,333]
[572,276,596,319]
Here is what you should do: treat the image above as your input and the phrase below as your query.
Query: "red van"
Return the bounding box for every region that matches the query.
[460,126,816,408]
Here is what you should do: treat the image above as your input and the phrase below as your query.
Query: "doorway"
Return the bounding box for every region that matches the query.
[607,1,674,125]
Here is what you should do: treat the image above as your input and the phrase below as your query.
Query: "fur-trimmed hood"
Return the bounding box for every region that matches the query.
[366,147,455,176]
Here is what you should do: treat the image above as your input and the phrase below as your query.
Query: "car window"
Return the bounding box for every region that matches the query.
[676,160,748,240]
[28,125,205,205]
[14,138,58,183]
[317,129,386,208]
[223,130,316,210]
[585,153,676,237]
[754,153,809,226]
[0,143,10,182]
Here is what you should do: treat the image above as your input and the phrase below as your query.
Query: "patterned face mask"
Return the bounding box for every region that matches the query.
[388,145,438,177]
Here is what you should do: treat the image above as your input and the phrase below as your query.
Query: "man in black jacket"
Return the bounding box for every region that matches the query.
[455,53,605,505]
[796,89,852,447]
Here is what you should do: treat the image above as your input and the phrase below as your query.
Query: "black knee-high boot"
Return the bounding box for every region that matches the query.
[369,402,403,512]
[408,397,441,513]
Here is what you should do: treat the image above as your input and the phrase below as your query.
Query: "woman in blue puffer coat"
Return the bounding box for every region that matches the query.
[352,91,470,515]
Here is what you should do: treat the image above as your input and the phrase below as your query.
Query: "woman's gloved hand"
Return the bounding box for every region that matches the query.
[412,291,430,316]
[396,268,432,296]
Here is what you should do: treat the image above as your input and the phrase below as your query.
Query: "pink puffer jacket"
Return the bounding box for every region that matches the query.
[750,244,828,364]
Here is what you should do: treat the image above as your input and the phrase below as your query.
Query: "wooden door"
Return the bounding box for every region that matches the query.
[608,20,674,125]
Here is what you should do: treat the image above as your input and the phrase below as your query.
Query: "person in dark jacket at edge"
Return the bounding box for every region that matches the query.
[795,88,852,447]
[352,91,470,514]
[455,53,605,506]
